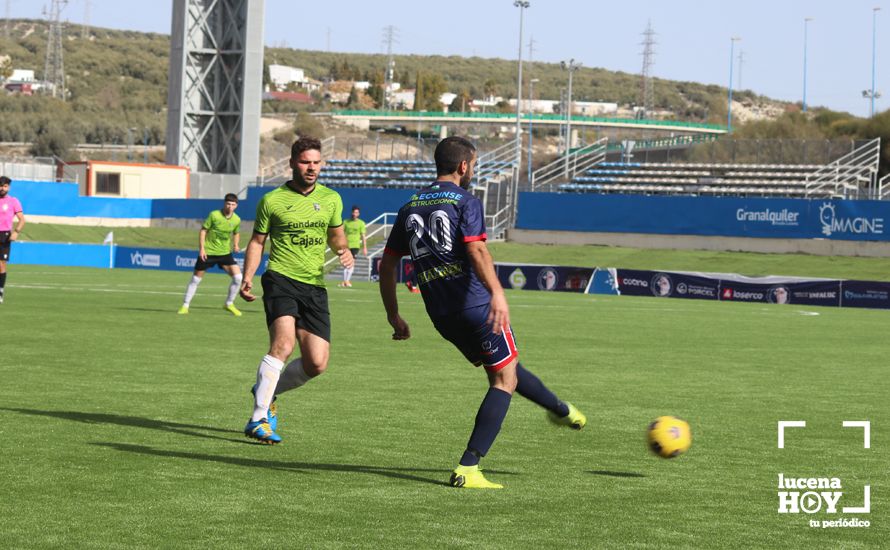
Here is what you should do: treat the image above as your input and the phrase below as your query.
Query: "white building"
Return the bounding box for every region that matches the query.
[506,99,618,116]
[269,64,307,90]
[9,69,35,82]
[391,89,416,110]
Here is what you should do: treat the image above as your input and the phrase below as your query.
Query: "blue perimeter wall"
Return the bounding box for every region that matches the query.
[13,180,415,221]
[16,180,890,243]
[517,192,890,242]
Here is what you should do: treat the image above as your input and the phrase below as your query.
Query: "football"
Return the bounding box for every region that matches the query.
[647,416,692,458]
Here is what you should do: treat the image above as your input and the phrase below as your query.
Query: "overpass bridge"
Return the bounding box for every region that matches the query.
[329,110,728,135]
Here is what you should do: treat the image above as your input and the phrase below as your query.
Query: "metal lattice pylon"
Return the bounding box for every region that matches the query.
[640,20,656,116]
[166,0,264,177]
[43,0,67,100]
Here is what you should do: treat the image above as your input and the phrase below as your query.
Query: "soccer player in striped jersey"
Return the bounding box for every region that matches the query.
[379,136,586,488]
[239,137,354,444]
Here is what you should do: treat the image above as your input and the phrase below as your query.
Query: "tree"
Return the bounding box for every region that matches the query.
[294,111,326,139]
[415,72,447,111]
[367,69,385,108]
[346,86,361,109]
[29,124,73,159]
[483,79,498,100]
[0,57,12,80]
[450,89,471,113]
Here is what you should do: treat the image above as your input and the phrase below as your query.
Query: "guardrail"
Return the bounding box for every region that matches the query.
[605,134,719,153]
[531,137,608,191]
[330,110,728,133]
[324,212,398,272]
[878,172,890,200]
[805,138,880,199]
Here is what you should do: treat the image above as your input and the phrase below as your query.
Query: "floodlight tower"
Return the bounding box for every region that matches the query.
[869,7,881,117]
[43,0,68,100]
[640,20,656,117]
[727,36,740,132]
[802,17,812,112]
[511,0,529,225]
[561,58,581,176]
[166,0,265,195]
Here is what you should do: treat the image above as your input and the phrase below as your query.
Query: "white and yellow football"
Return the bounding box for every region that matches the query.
[647,416,692,458]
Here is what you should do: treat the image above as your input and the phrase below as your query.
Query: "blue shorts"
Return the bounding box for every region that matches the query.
[432,303,519,372]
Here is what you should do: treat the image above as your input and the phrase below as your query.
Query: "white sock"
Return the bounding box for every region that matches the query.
[183,275,202,306]
[226,273,243,306]
[252,354,284,422]
[274,358,311,395]
[344,266,353,282]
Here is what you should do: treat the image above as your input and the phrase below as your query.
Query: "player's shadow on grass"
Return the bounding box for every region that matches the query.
[0,408,246,444]
[94,442,516,487]
[587,470,646,478]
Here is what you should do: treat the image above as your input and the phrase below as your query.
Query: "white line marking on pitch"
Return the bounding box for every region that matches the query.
[11,284,182,296]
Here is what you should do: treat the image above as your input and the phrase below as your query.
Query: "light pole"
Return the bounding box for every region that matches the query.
[728,37,741,132]
[803,17,813,112]
[512,0,529,223]
[527,77,538,182]
[561,59,581,176]
[870,7,881,117]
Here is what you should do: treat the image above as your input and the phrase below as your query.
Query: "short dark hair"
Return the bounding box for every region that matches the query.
[434,136,476,176]
[351,205,360,211]
[291,136,322,159]
[0,176,10,186]
[224,193,238,203]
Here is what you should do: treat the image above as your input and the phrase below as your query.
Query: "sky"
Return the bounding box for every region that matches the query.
[8,0,889,117]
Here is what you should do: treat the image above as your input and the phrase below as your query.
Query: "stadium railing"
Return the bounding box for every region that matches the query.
[331,110,728,133]
[531,138,608,192]
[323,212,398,277]
[804,138,880,199]
[1,156,61,183]
[878,172,890,200]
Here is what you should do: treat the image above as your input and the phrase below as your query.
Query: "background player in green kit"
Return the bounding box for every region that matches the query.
[178,193,243,316]
[339,205,367,287]
[239,136,354,444]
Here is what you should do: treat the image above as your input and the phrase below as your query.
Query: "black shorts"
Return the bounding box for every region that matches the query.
[350,248,360,258]
[261,270,332,341]
[0,231,10,262]
[195,253,236,271]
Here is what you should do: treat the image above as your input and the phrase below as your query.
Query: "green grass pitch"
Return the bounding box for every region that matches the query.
[0,265,886,548]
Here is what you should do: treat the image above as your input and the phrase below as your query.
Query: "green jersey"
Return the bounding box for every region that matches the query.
[254,182,344,286]
[202,209,241,256]
[343,217,366,249]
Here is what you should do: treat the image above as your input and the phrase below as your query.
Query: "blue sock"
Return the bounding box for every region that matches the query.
[459,387,512,467]
[516,363,570,417]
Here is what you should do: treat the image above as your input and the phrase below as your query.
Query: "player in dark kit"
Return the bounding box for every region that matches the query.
[379,136,586,489]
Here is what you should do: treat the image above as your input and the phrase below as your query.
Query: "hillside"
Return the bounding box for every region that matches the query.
[0,19,790,158]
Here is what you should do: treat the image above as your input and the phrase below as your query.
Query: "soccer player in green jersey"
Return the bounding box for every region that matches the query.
[178,193,243,316]
[339,205,367,287]
[239,136,354,444]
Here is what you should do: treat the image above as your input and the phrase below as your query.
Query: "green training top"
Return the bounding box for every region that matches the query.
[254,182,343,286]
[202,209,241,256]
[343,217,366,249]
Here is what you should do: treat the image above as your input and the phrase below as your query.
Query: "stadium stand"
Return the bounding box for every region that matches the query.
[538,138,881,200]
[560,161,824,198]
